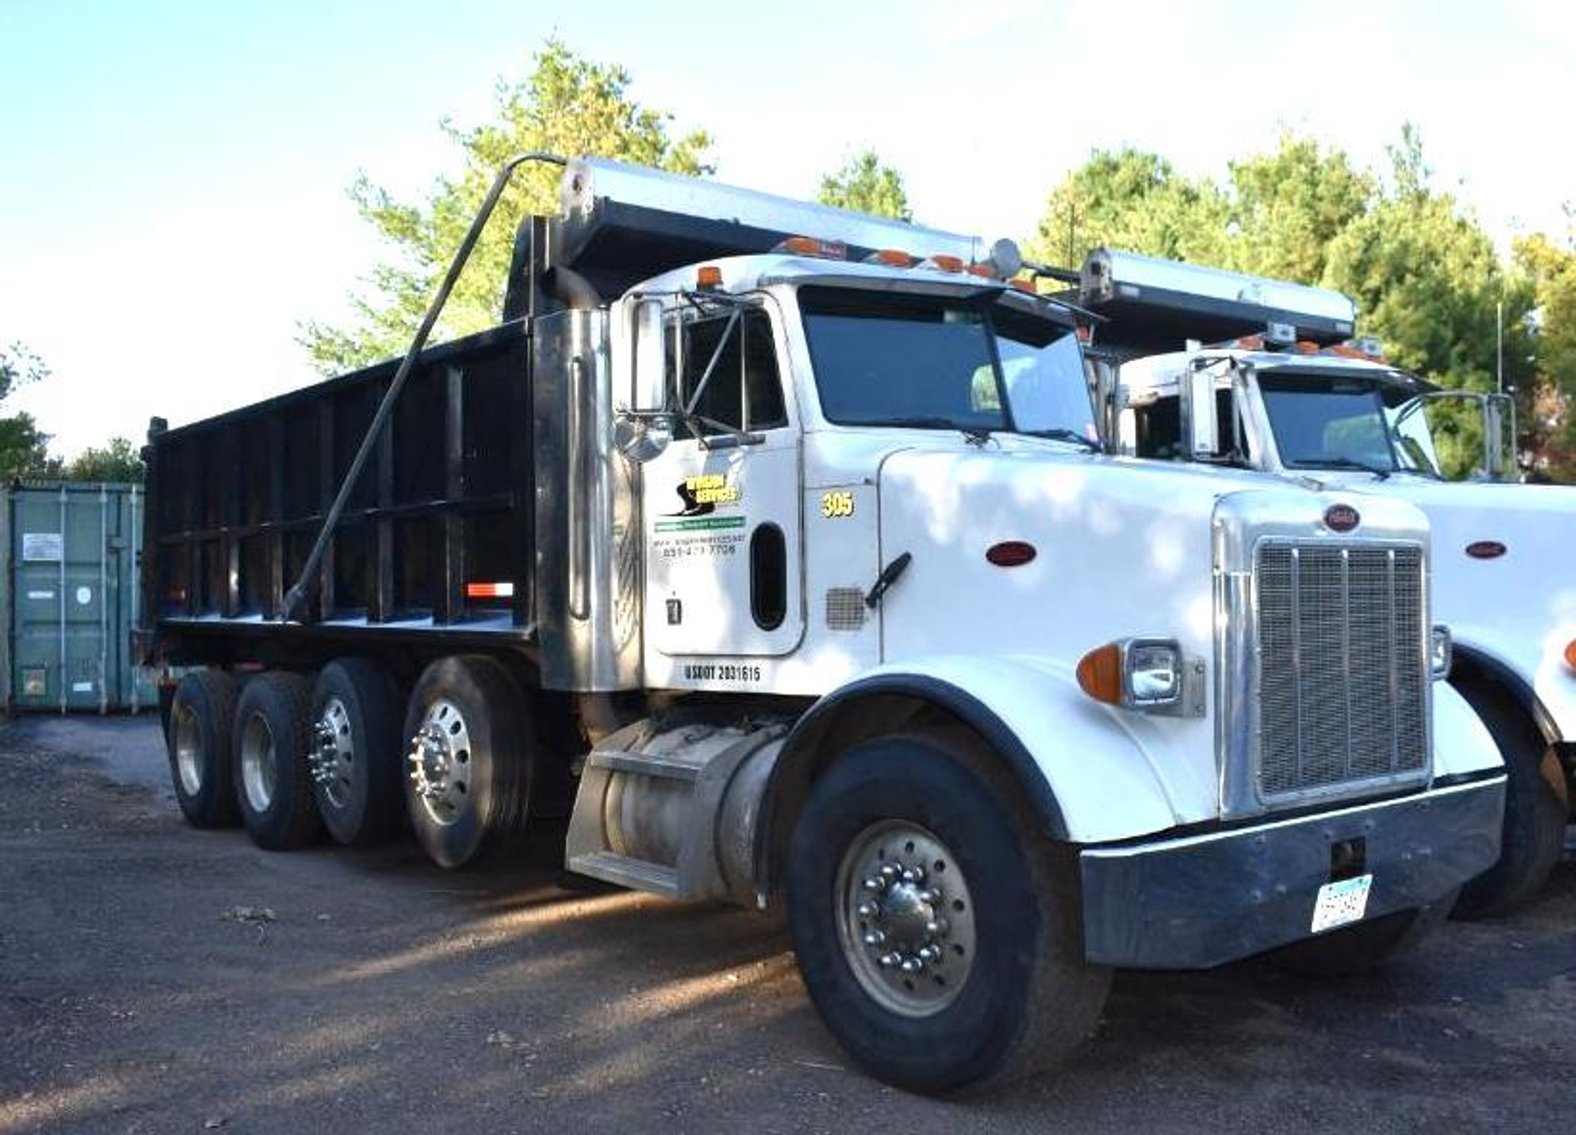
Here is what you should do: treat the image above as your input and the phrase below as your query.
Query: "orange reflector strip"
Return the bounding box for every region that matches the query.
[1077,642,1123,705]
[466,582,516,599]
[927,254,964,272]
[869,248,915,268]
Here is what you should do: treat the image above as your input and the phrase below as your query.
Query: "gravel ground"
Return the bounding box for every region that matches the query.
[0,715,1571,1134]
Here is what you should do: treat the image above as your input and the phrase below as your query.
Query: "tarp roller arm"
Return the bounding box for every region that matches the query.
[282,151,567,622]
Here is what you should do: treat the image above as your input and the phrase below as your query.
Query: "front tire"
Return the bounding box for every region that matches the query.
[233,672,323,851]
[786,734,1109,1095]
[402,656,532,869]
[1451,680,1569,919]
[166,670,239,828]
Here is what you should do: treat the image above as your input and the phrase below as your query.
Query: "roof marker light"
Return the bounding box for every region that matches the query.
[775,236,848,260]
[866,248,915,268]
[926,253,964,273]
[696,265,724,289]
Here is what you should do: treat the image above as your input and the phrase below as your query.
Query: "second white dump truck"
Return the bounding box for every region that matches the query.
[1076,247,1572,917]
[140,161,1505,1093]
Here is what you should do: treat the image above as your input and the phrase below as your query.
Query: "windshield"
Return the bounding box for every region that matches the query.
[1258,372,1441,476]
[797,286,1094,440]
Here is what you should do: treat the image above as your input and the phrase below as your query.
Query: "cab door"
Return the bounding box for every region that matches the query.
[643,302,804,668]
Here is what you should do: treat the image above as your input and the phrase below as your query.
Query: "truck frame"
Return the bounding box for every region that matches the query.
[140,159,1505,1093]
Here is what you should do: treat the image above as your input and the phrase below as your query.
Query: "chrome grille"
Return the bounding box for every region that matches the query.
[1256,543,1427,798]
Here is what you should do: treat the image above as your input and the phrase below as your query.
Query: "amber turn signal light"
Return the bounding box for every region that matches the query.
[1076,642,1123,705]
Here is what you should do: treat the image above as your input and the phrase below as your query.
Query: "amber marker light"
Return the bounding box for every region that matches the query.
[696,265,724,289]
[1076,642,1123,706]
[1564,639,1576,674]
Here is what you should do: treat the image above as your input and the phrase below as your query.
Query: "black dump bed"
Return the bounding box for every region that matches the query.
[139,321,533,666]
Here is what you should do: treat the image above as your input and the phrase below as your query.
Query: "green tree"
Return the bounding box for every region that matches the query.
[1513,220,1576,479]
[0,341,55,479]
[1026,147,1233,269]
[301,40,714,372]
[66,437,145,483]
[817,150,913,221]
[1323,126,1530,394]
[1222,133,1373,284]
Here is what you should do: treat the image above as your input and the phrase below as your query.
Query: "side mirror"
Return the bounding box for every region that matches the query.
[1183,356,1220,459]
[632,297,667,413]
[615,296,672,463]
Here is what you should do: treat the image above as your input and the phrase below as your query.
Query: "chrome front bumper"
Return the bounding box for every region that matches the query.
[1078,775,1505,969]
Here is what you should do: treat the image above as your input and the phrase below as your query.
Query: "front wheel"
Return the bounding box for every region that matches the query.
[786,734,1109,1095]
[1451,680,1569,919]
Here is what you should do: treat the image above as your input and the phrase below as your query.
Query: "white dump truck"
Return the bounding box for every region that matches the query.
[1074,247,1571,917]
[138,160,1505,1093]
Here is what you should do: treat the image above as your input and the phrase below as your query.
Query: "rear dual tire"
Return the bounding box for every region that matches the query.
[402,655,533,869]
[233,672,323,851]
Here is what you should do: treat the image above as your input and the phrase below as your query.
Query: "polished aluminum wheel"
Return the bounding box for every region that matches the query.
[172,703,204,796]
[836,820,977,1018]
[238,713,279,814]
[407,699,472,826]
[312,697,355,809]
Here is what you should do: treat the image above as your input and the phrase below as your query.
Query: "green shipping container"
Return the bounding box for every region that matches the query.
[1,481,158,713]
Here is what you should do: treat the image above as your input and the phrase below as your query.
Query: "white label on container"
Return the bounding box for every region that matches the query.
[75,586,92,606]
[27,590,54,601]
[71,681,93,693]
[22,532,63,561]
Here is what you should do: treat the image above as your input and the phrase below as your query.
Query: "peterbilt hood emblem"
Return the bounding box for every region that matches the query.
[1323,503,1361,533]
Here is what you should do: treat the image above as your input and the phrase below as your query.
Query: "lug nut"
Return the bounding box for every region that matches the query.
[857,900,879,918]
[901,866,925,884]
[924,917,949,936]
[880,864,899,880]
[879,953,900,969]
[862,876,885,892]
[900,957,922,974]
[920,887,942,904]
[863,930,886,947]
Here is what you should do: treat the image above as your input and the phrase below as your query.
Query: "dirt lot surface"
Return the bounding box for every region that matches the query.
[1,715,1571,1134]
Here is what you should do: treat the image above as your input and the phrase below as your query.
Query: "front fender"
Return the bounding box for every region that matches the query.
[1433,673,1512,778]
[763,656,1207,864]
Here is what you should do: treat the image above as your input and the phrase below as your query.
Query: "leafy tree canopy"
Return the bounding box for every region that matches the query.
[301,40,713,372]
[0,341,54,479]
[817,150,913,221]
[65,437,145,483]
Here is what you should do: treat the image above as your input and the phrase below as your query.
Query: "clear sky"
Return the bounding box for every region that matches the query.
[3,0,1573,454]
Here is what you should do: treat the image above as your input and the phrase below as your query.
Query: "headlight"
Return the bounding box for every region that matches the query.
[1078,637,1199,714]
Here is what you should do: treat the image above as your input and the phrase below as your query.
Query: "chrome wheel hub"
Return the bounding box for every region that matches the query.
[238,714,278,814]
[407,699,471,825]
[173,705,204,796]
[310,698,355,808]
[837,821,977,1017]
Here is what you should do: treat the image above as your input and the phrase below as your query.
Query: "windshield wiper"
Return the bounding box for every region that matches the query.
[1289,456,1393,480]
[850,416,997,434]
[1020,427,1102,452]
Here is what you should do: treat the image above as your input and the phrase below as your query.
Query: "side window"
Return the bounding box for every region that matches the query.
[672,308,787,438]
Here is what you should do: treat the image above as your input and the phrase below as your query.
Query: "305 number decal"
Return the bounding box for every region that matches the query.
[820,490,855,519]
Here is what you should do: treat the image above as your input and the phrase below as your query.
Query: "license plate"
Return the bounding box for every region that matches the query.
[1310,874,1373,933]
